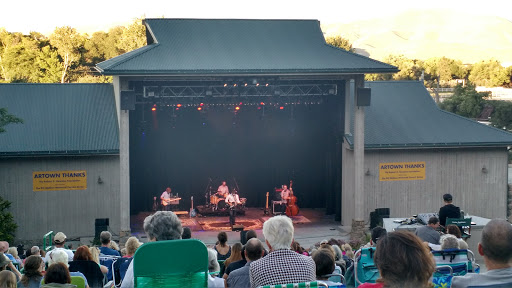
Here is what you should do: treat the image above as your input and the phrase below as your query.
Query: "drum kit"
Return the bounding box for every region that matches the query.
[209,194,246,210]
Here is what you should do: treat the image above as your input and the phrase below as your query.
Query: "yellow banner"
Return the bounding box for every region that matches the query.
[33,170,87,191]
[379,162,425,181]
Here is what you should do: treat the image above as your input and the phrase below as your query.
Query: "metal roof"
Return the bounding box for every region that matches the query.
[96,19,398,76]
[0,84,119,156]
[346,81,512,149]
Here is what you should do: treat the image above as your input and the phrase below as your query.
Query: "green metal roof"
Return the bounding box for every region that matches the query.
[96,19,398,76]
[346,81,512,149]
[0,84,119,156]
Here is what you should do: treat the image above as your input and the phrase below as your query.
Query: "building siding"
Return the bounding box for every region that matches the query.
[342,147,508,223]
[0,155,120,242]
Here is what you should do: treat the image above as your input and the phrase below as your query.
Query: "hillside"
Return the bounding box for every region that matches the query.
[321,9,512,65]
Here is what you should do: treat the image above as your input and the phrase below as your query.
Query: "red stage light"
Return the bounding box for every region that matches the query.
[260,102,265,105]
[279,106,284,110]
[257,107,261,110]
[151,107,156,111]
[200,103,204,106]
[197,107,202,111]
[176,108,179,110]
[177,104,182,108]
[235,106,240,111]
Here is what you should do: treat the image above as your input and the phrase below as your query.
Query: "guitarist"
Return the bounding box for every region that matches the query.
[160,187,173,211]
[225,189,242,208]
[279,185,291,214]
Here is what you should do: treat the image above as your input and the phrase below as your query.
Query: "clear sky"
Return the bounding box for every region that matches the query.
[2,0,511,35]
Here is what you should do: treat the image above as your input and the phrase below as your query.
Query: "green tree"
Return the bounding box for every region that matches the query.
[0,196,17,244]
[439,83,488,118]
[468,60,510,87]
[36,45,62,83]
[49,26,85,83]
[366,55,423,81]
[325,35,354,52]
[487,101,512,130]
[117,18,146,53]
[423,57,467,84]
[0,31,41,82]
[0,108,23,133]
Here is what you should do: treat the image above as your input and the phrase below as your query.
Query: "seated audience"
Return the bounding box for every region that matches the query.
[182,227,192,239]
[44,232,74,263]
[227,238,264,288]
[99,231,120,256]
[87,246,108,274]
[223,230,259,281]
[214,231,231,261]
[24,246,40,265]
[221,243,242,276]
[312,249,343,287]
[250,215,316,287]
[49,249,89,288]
[17,255,44,288]
[207,248,224,288]
[291,241,308,256]
[359,231,436,288]
[446,224,468,250]
[7,247,22,268]
[415,216,441,244]
[440,234,460,250]
[0,270,17,288]
[42,263,75,288]
[124,237,141,258]
[0,251,21,281]
[451,219,512,288]
[121,211,183,288]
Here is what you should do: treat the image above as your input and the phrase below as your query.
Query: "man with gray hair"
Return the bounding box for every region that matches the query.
[227,238,264,288]
[121,211,183,288]
[99,231,120,256]
[250,215,315,287]
[451,219,512,287]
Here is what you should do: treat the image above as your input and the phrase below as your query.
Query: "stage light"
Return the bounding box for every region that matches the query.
[279,106,284,110]
[200,103,204,106]
[235,106,240,111]
[260,102,265,105]
[151,107,156,111]
[244,83,248,87]
[256,83,260,86]
[265,83,269,87]
[234,83,237,87]
[176,108,179,110]
[257,107,261,110]
[177,104,182,108]
[224,83,228,87]
[239,102,243,105]
[197,107,202,111]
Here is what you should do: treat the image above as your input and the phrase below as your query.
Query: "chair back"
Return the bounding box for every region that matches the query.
[446,217,472,239]
[99,255,120,281]
[68,260,105,288]
[70,276,86,288]
[258,281,330,288]
[354,247,380,287]
[133,239,208,288]
[112,257,133,287]
[432,265,453,288]
[431,249,469,276]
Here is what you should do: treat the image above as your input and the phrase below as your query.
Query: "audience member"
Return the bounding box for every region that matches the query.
[121,211,183,288]
[440,234,460,250]
[17,255,44,288]
[214,231,231,261]
[223,229,259,281]
[221,243,242,275]
[182,227,192,239]
[24,246,40,265]
[42,263,75,288]
[0,251,21,281]
[207,248,224,288]
[446,224,468,250]
[250,215,315,287]
[312,249,343,287]
[438,193,461,227]
[87,246,108,274]
[7,247,22,268]
[227,238,264,288]
[44,232,74,263]
[451,219,512,287]
[359,231,436,288]
[415,216,441,244]
[0,270,16,288]
[99,231,120,256]
[124,237,141,258]
[48,249,89,288]
[291,241,308,256]
[371,227,387,246]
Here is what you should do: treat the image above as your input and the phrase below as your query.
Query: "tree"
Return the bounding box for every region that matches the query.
[325,35,354,52]
[423,57,467,84]
[116,18,146,53]
[439,83,488,118]
[0,108,23,133]
[49,27,85,83]
[36,45,63,83]
[468,60,510,87]
[366,55,423,81]
[0,196,17,244]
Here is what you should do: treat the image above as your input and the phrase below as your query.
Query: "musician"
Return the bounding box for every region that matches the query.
[217,181,229,198]
[160,187,172,211]
[225,189,242,207]
[279,185,291,214]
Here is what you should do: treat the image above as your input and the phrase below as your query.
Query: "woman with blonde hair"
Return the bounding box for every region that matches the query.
[88,246,109,274]
[7,247,22,269]
[124,237,142,258]
[0,270,17,288]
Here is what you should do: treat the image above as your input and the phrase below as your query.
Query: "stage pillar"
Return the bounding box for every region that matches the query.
[353,76,365,221]
[114,76,131,237]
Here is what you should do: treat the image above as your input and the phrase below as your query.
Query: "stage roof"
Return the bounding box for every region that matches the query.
[346,81,512,149]
[0,84,119,156]
[96,19,398,76]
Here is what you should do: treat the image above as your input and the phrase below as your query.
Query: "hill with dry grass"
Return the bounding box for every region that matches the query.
[321,9,512,65]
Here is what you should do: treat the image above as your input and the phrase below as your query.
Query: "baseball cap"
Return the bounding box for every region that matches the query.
[54,232,67,244]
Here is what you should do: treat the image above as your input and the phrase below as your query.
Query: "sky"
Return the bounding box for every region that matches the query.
[2,0,511,35]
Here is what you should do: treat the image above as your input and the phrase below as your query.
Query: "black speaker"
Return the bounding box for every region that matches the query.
[356,88,371,106]
[121,91,135,110]
[95,218,109,239]
[370,208,390,229]
[240,230,249,245]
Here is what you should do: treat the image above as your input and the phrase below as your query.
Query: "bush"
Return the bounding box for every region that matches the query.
[0,196,17,243]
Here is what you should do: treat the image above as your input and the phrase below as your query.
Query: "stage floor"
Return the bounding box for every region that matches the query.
[130,208,349,249]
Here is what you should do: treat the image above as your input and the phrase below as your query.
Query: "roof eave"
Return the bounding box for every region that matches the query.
[0,150,120,157]
[98,68,399,76]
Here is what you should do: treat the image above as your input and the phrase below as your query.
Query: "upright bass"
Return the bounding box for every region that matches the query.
[286,180,299,216]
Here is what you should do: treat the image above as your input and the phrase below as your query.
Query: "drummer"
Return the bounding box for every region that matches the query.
[217,181,229,198]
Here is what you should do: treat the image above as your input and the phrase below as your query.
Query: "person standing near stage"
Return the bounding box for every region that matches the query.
[217,181,229,198]
[279,185,291,214]
[438,193,461,227]
[160,187,172,211]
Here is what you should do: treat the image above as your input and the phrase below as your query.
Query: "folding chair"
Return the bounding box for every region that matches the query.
[446,217,472,240]
[70,276,86,288]
[431,249,480,276]
[100,254,120,281]
[354,248,380,287]
[257,281,330,288]
[133,239,209,288]
[68,260,105,288]
[112,257,133,287]
[432,265,453,288]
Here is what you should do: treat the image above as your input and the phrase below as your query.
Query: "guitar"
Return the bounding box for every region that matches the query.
[190,196,196,217]
[161,197,181,206]
[264,192,270,215]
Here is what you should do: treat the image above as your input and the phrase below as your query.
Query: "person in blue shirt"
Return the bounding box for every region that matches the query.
[98,231,120,256]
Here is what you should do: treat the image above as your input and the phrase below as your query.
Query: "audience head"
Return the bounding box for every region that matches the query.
[428,216,440,228]
[53,232,67,246]
[0,243,8,254]
[44,263,71,285]
[331,245,343,262]
[0,270,16,288]
[371,227,387,245]
[0,253,10,270]
[125,237,142,257]
[479,219,512,266]
[245,238,264,262]
[342,244,354,259]
[446,225,462,238]
[100,231,112,245]
[312,249,335,280]
[374,231,435,287]
[143,211,183,241]
[73,245,93,261]
[217,231,228,246]
[21,255,44,285]
[30,246,40,256]
[440,234,460,250]
[245,230,257,241]
[443,193,453,203]
[109,240,120,251]
[231,243,243,258]
[262,215,294,251]
[88,246,101,264]
[206,248,220,274]
[291,241,304,254]
[182,227,192,239]
[6,248,16,259]
[48,249,69,266]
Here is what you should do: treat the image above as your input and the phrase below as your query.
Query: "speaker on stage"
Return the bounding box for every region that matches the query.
[370,208,389,229]
[95,218,109,239]
[240,230,248,245]
[120,91,135,110]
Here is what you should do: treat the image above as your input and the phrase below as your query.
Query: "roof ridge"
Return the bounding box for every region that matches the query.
[97,44,160,71]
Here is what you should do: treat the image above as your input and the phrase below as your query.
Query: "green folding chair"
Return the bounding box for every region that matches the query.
[446,217,472,240]
[133,239,209,288]
[70,276,86,288]
[258,281,329,288]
